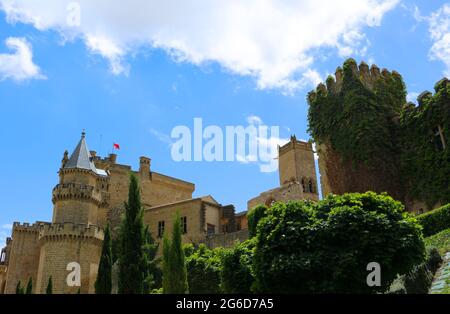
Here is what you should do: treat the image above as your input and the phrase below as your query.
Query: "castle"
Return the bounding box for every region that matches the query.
[0,131,318,294]
[1,59,446,294]
[308,59,449,213]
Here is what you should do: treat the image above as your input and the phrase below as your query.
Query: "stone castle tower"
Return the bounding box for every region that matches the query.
[278,135,318,191]
[248,135,319,209]
[36,131,107,293]
[1,131,245,294]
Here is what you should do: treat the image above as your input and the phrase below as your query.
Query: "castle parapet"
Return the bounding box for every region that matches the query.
[52,183,110,207]
[278,136,313,156]
[12,222,49,233]
[309,59,402,100]
[38,223,104,243]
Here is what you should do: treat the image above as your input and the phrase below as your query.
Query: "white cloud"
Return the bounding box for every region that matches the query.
[149,128,173,147]
[0,37,45,81]
[1,224,12,230]
[0,224,12,249]
[428,4,450,76]
[246,115,263,126]
[237,116,289,172]
[0,0,398,91]
[407,92,419,103]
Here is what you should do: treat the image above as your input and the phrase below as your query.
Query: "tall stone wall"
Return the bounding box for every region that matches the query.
[36,223,103,294]
[204,229,249,249]
[143,198,222,246]
[4,223,44,294]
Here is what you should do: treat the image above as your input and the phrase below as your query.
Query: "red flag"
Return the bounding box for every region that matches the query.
[113,143,120,150]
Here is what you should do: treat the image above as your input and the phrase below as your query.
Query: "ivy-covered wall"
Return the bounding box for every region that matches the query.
[307,58,449,210]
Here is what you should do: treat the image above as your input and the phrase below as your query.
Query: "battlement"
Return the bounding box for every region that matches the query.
[278,135,313,156]
[52,183,110,206]
[12,221,49,233]
[38,223,104,242]
[418,78,450,105]
[310,59,402,98]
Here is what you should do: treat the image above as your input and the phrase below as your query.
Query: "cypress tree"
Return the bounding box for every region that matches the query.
[142,225,160,293]
[46,277,53,294]
[118,173,146,294]
[16,281,23,294]
[25,278,32,294]
[162,211,188,293]
[162,233,171,293]
[95,224,113,294]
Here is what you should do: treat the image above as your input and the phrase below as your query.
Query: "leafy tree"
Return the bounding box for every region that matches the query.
[95,224,113,294]
[221,239,255,294]
[25,278,32,294]
[46,277,53,294]
[253,192,426,293]
[162,211,188,293]
[247,205,268,238]
[118,173,146,294]
[143,225,161,292]
[185,244,223,293]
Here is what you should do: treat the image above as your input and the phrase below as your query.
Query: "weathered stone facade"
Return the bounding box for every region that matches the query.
[0,132,243,294]
[248,135,319,209]
[1,131,320,294]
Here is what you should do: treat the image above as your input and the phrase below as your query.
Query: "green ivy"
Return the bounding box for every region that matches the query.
[308,58,449,208]
[416,204,450,237]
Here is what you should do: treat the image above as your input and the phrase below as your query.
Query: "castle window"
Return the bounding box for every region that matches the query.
[207,224,216,236]
[301,178,306,192]
[181,216,187,234]
[433,125,446,151]
[309,179,315,193]
[158,221,165,238]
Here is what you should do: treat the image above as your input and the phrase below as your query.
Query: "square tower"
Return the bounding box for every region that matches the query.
[278,136,318,195]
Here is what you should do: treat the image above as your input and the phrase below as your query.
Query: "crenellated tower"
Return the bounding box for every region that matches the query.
[35,131,107,294]
[52,131,110,226]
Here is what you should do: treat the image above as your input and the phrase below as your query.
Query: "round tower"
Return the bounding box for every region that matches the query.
[52,131,109,226]
[36,132,109,294]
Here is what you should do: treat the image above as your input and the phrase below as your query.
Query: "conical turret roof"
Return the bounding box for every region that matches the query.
[64,131,98,173]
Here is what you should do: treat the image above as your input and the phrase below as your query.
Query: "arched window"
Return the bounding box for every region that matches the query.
[301,178,306,192]
[265,197,276,207]
[308,179,315,193]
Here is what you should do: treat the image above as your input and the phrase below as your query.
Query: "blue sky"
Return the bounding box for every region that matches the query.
[1,1,449,247]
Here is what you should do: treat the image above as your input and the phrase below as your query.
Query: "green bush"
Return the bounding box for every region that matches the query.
[221,239,255,294]
[425,228,450,255]
[417,204,450,237]
[426,248,443,274]
[253,192,426,293]
[247,205,268,238]
[404,263,433,294]
[389,247,442,294]
[185,244,223,294]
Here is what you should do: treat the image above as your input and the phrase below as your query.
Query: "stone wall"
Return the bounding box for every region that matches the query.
[0,265,7,294]
[248,181,318,209]
[143,198,222,247]
[36,223,103,294]
[204,229,249,249]
[4,222,44,294]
